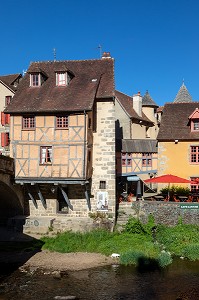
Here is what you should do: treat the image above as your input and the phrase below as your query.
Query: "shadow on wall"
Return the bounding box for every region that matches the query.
[0,181,24,226]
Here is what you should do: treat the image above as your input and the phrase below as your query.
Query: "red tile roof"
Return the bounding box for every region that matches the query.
[0,74,22,92]
[115,90,154,125]
[5,59,114,114]
[157,102,199,140]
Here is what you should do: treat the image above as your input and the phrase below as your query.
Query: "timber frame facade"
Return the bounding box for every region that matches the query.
[5,54,116,233]
[115,90,159,199]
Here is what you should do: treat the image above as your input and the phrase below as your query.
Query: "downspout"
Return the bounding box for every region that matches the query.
[83,110,86,179]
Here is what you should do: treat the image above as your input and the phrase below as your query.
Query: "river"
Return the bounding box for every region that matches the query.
[0,259,198,300]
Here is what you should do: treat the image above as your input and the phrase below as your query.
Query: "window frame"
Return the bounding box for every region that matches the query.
[40,146,53,165]
[142,153,152,167]
[56,115,69,129]
[190,145,199,164]
[121,152,132,166]
[56,72,67,86]
[5,96,12,106]
[22,116,35,130]
[191,119,199,131]
[190,177,199,193]
[30,73,41,87]
[99,181,106,189]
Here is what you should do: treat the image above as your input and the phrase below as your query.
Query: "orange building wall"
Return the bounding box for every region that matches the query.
[10,114,91,179]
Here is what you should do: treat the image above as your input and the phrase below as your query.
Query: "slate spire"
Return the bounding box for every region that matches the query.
[142,90,158,107]
[174,82,192,103]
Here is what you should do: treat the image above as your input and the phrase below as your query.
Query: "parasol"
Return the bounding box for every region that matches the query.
[144,174,194,197]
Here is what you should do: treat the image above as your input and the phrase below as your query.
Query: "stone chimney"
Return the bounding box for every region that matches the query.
[133,91,142,117]
[101,52,111,59]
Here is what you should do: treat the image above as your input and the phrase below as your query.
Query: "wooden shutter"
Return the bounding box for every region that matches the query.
[1,112,5,126]
[1,133,9,147]
[1,113,10,125]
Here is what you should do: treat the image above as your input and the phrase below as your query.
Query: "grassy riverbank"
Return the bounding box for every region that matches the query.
[41,217,199,268]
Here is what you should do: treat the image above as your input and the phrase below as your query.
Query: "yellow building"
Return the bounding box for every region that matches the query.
[157,83,199,194]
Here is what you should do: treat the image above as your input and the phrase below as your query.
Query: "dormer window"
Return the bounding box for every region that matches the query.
[193,119,199,131]
[56,72,67,86]
[189,108,199,132]
[30,73,41,87]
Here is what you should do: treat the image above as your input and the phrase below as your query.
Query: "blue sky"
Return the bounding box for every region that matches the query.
[1,0,199,106]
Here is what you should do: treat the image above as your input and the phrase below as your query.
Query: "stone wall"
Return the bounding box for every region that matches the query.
[130,201,199,225]
[92,100,116,216]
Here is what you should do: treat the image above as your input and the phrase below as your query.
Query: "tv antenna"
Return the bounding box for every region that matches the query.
[53,48,56,61]
[97,44,102,58]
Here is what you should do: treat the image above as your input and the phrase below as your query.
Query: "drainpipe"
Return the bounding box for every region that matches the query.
[83,110,86,179]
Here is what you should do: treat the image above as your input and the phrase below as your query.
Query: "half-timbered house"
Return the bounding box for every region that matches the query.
[5,54,116,233]
[115,90,159,199]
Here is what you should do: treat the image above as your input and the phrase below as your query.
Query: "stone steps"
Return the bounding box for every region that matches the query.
[116,203,136,230]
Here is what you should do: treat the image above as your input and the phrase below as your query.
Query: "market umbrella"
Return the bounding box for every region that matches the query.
[144,174,194,197]
[144,174,193,184]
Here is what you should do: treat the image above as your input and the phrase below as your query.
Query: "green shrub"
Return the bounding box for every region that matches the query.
[120,250,144,265]
[123,217,147,235]
[160,185,190,196]
[182,243,199,261]
[158,251,173,267]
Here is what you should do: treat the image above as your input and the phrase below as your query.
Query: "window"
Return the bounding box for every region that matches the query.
[190,177,199,193]
[99,181,106,189]
[122,153,132,166]
[40,146,52,164]
[30,73,40,86]
[190,146,199,163]
[193,119,199,131]
[142,153,152,167]
[5,96,12,106]
[56,116,69,128]
[56,72,67,86]
[88,118,92,129]
[22,116,35,129]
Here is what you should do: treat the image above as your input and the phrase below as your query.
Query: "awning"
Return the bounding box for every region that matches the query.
[127,176,140,182]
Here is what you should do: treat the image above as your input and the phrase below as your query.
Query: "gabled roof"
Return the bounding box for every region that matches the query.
[115,90,153,125]
[173,83,192,103]
[142,90,158,107]
[188,108,199,119]
[5,58,114,114]
[0,74,22,92]
[121,139,157,153]
[157,102,199,141]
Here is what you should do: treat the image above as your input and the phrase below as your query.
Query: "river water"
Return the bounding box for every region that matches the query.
[0,259,199,300]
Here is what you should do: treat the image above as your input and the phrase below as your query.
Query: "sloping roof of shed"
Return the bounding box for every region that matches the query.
[121,139,158,153]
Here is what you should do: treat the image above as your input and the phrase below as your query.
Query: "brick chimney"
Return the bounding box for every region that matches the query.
[101,52,111,59]
[133,91,142,117]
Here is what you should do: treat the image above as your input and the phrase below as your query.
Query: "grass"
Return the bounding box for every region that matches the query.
[40,216,199,269]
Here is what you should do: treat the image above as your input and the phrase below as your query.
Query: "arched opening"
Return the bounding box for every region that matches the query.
[0,181,23,225]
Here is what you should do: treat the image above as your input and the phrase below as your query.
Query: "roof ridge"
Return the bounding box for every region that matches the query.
[115,90,133,99]
[30,58,114,65]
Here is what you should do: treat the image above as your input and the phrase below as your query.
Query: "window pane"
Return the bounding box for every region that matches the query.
[40,147,52,164]
[56,116,68,128]
[23,116,35,129]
